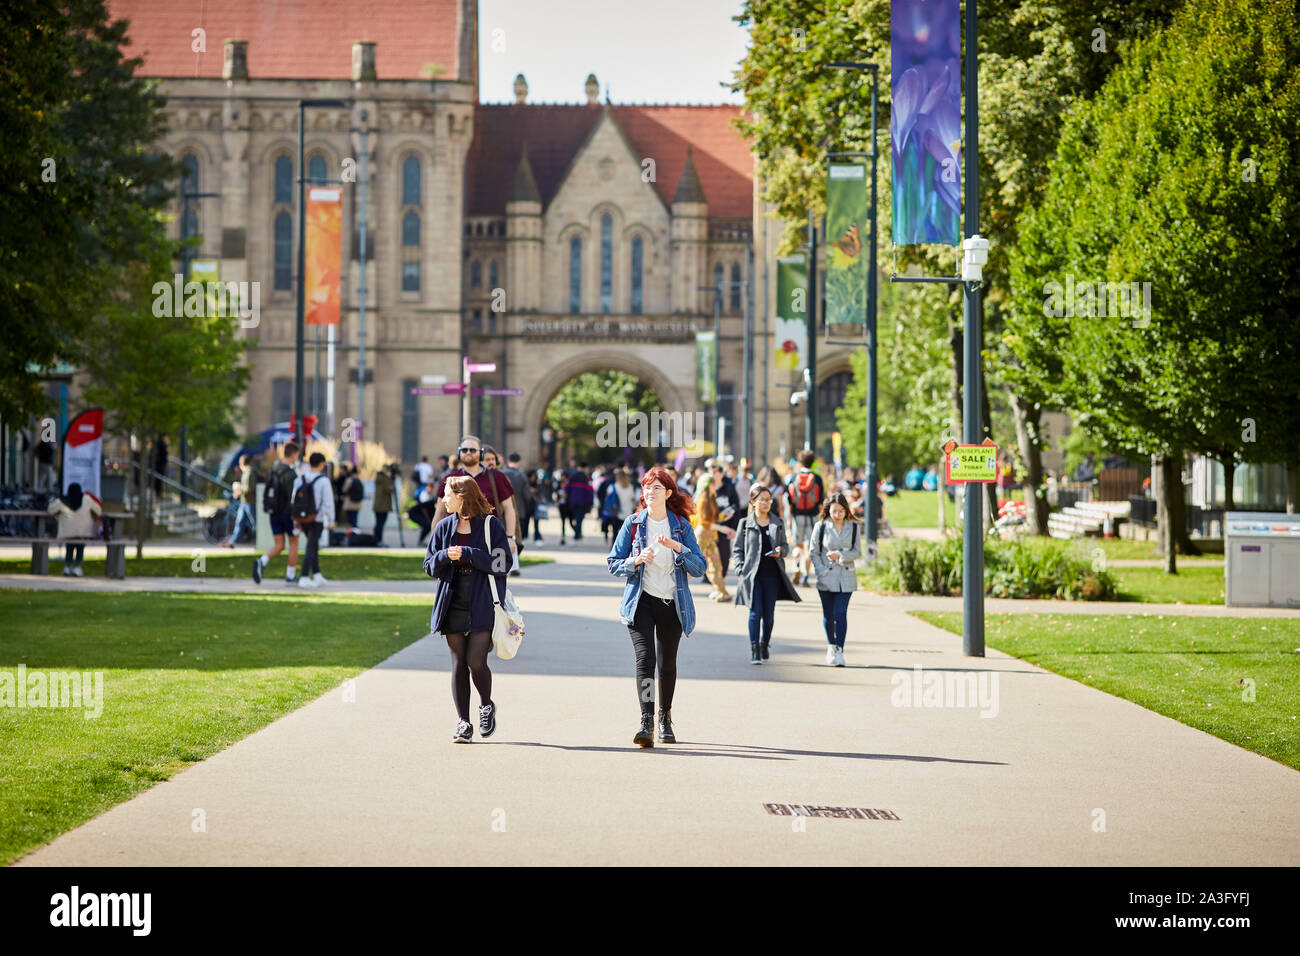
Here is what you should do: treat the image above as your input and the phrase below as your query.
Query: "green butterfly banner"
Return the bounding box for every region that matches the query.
[826,163,868,324]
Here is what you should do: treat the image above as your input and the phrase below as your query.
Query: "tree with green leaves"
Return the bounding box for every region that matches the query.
[732,0,1181,533]
[1007,0,1300,570]
[0,0,177,423]
[80,228,250,556]
[544,371,666,467]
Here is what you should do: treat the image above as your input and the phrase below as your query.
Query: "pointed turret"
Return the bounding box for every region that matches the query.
[509,148,541,203]
[672,149,706,204]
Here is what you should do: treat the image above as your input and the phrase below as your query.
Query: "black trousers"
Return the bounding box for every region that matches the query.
[301,522,323,576]
[718,532,732,577]
[627,592,683,715]
[374,511,389,539]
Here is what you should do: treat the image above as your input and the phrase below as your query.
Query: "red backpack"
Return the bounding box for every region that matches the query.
[792,472,823,513]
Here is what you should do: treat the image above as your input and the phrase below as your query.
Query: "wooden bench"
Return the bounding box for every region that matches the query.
[2,509,140,579]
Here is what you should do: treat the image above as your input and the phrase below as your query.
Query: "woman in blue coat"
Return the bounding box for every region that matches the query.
[608,466,707,747]
[423,475,510,743]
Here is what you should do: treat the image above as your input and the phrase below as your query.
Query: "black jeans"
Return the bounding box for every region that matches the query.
[301,522,323,576]
[374,511,389,539]
[409,503,433,543]
[718,532,732,577]
[627,593,683,715]
[64,543,85,564]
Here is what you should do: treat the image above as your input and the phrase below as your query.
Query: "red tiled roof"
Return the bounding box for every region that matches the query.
[466,104,753,219]
[107,0,463,80]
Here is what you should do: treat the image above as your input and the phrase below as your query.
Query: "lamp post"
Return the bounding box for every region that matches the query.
[825,60,881,552]
[294,98,347,448]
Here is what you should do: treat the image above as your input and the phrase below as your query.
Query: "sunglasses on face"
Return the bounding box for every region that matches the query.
[458,447,479,454]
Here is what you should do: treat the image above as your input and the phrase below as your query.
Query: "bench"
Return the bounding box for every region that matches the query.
[1,509,140,579]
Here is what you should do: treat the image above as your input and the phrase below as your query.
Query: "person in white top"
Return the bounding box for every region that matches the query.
[46,483,101,576]
[291,452,335,588]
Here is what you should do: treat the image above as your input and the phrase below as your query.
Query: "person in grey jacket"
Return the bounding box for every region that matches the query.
[810,492,862,667]
[732,484,801,664]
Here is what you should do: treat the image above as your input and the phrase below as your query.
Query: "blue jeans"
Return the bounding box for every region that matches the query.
[748,574,779,645]
[818,589,852,647]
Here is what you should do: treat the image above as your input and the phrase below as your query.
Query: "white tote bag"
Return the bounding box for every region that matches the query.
[491,574,525,660]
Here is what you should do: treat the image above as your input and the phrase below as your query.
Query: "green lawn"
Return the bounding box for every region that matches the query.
[1111,565,1224,604]
[1088,537,1223,562]
[0,590,431,866]
[914,611,1300,770]
[0,551,552,581]
[882,489,958,528]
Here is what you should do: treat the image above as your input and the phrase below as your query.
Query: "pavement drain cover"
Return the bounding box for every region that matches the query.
[764,803,899,820]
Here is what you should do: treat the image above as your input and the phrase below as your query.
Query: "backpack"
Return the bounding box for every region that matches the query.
[292,474,323,522]
[262,462,296,515]
[347,476,364,502]
[792,472,823,513]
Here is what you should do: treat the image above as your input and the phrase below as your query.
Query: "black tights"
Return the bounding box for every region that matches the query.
[446,629,493,721]
[628,594,683,715]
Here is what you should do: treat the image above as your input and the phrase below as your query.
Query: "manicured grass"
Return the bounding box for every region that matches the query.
[882,489,958,529]
[0,551,552,581]
[1087,537,1223,562]
[914,611,1300,770]
[1111,565,1224,605]
[0,590,432,866]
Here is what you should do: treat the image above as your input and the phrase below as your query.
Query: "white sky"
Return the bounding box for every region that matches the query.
[477,0,749,105]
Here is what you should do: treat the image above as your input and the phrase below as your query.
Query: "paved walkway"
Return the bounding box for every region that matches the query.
[11,539,1300,866]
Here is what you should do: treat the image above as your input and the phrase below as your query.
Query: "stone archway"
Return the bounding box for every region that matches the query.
[512,348,692,468]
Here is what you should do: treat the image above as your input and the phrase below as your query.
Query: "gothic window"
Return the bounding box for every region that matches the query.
[489,260,499,290]
[308,154,327,184]
[403,261,420,292]
[569,236,582,313]
[274,155,293,205]
[402,156,421,206]
[274,212,292,291]
[730,263,742,313]
[630,236,644,315]
[180,154,200,241]
[713,262,724,301]
[600,214,613,314]
[403,211,421,247]
[471,260,482,289]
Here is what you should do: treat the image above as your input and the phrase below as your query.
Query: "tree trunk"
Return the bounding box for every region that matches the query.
[134,440,145,560]
[1287,462,1299,514]
[981,375,998,523]
[1157,453,1178,574]
[948,316,963,428]
[1221,457,1236,513]
[1010,391,1050,535]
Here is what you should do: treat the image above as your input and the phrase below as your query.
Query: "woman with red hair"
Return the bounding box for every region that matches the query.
[607,466,707,747]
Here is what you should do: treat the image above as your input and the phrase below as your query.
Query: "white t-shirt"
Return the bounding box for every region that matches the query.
[641,515,676,600]
[615,482,636,517]
[414,461,433,485]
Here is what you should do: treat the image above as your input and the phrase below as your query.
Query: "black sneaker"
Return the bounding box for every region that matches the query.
[657,708,676,743]
[759,642,770,661]
[252,559,263,584]
[452,720,473,743]
[478,701,496,738]
[750,644,763,665]
[633,713,654,748]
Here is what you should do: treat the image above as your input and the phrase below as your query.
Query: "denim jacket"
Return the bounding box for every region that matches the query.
[607,510,708,635]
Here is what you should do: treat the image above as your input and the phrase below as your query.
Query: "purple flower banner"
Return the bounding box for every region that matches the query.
[891,0,961,246]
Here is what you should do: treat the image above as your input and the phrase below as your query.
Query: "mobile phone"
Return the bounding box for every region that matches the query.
[764,549,779,557]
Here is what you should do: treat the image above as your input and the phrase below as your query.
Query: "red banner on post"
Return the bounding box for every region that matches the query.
[305,187,342,325]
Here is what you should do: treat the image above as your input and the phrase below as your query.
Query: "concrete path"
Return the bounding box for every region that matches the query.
[12,541,1300,866]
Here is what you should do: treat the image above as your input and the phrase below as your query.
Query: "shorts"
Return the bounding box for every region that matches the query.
[270,513,297,536]
[792,514,816,545]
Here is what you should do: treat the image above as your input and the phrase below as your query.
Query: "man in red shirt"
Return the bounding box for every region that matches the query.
[433,435,518,559]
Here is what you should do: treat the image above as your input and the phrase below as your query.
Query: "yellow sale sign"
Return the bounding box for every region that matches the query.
[943,438,998,484]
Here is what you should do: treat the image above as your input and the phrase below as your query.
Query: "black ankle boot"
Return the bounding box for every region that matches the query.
[750,643,762,664]
[657,707,675,743]
[634,711,655,748]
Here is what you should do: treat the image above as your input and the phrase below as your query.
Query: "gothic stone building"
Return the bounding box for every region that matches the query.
[111,0,852,469]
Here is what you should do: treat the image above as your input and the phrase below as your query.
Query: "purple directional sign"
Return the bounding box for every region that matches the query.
[474,387,524,396]
[409,383,466,395]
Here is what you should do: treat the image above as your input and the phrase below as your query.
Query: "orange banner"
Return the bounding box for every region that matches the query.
[305,187,342,325]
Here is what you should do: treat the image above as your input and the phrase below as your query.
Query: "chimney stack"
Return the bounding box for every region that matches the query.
[352,41,377,82]
[223,40,248,80]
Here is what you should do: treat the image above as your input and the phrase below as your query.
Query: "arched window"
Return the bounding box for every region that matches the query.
[274,155,293,205]
[402,156,421,206]
[470,260,482,289]
[403,211,420,248]
[630,236,644,315]
[274,212,292,291]
[730,263,742,313]
[599,213,613,314]
[308,154,327,184]
[569,236,582,313]
[488,260,499,290]
[713,262,724,297]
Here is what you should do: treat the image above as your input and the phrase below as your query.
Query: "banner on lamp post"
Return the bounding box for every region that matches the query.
[695,331,717,405]
[774,254,807,372]
[305,187,342,325]
[891,0,961,246]
[826,164,868,324]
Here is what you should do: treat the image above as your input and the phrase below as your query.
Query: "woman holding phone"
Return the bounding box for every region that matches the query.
[810,492,862,667]
[608,466,707,747]
[424,475,511,742]
[732,484,801,664]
